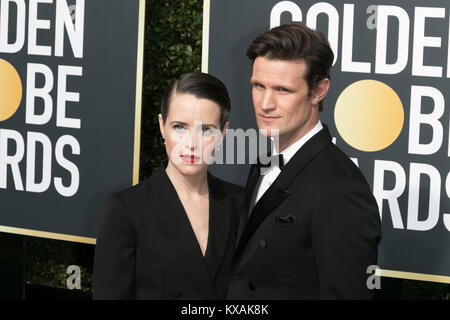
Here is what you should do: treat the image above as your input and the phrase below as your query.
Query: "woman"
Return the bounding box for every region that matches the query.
[93,72,243,299]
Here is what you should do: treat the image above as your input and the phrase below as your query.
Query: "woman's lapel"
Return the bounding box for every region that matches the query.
[205,173,233,280]
[145,162,217,299]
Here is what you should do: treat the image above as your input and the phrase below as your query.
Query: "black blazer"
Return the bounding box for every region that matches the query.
[93,161,243,299]
[228,125,382,299]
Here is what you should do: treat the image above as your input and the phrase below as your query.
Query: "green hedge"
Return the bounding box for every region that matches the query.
[140,0,203,178]
[25,0,449,299]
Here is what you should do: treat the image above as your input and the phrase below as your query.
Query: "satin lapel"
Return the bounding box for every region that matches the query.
[234,186,290,262]
[146,164,217,299]
[205,174,232,279]
[234,125,333,260]
[236,164,261,246]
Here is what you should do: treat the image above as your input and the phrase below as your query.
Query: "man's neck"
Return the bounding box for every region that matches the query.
[277,119,320,153]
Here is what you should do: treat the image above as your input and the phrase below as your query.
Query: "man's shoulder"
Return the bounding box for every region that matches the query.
[325,143,361,173]
[312,142,369,183]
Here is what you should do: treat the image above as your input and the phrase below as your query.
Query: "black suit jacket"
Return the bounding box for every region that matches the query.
[93,161,243,299]
[227,125,382,299]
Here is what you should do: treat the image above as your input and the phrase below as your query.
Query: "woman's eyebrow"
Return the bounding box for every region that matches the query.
[169,121,188,125]
[170,121,219,128]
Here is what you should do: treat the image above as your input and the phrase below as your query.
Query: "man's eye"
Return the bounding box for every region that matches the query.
[252,83,264,89]
[277,87,289,92]
[202,127,213,134]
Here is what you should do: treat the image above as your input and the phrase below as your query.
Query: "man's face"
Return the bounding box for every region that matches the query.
[250,56,323,151]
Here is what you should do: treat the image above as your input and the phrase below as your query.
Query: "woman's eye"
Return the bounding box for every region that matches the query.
[173,124,185,132]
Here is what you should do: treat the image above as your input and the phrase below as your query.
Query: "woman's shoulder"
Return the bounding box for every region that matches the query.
[110,178,150,198]
[105,174,157,211]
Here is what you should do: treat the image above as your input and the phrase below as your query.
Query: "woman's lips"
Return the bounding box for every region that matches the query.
[180,154,201,163]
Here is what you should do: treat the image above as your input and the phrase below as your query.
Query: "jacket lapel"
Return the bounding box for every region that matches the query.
[205,174,233,280]
[146,162,217,299]
[236,163,261,245]
[234,125,333,260]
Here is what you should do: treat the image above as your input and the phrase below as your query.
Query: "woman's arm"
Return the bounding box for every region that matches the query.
[93,193,136,299]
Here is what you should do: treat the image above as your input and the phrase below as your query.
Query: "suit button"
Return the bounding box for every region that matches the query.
[248,282,256,291]
[234,273,239,280]
[259,240,267,249]
[170,289,182,298]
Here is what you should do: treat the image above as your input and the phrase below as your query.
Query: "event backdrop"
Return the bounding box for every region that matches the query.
[204,0,450,283]
[0,0,145,243]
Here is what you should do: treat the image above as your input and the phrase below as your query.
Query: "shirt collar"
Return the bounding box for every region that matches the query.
[272,121,323,166]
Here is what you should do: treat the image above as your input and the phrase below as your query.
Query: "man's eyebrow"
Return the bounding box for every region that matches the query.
[250,80,295,90]
[201,123,218,128]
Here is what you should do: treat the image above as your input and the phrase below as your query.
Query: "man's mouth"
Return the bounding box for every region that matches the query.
[259,114,280,122]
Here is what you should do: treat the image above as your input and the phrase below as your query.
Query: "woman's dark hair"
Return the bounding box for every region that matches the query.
[161,72,231,129]
[246,23,334,112]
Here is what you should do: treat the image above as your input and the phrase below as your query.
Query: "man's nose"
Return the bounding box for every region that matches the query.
[259,90,276,111]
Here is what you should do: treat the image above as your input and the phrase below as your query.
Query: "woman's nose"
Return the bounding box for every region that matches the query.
[185,129,201,151]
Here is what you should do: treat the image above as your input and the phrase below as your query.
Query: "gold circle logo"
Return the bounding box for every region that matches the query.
[334,80,404,152]
[0,58,23,122]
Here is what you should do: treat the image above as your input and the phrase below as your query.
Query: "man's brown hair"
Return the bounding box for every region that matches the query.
[247,23,334,112]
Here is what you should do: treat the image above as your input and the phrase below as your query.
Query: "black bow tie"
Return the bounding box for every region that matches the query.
[257,153,284,170]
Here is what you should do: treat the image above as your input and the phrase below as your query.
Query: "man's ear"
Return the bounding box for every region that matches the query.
[222,121,230,136]
[311,78,330,106]
[158,114,166,141]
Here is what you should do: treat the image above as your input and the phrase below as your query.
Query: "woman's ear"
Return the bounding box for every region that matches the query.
[158,114,166,141]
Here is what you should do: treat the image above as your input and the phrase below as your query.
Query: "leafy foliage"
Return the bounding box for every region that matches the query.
[140,0,203,179]
[26,238,94,293]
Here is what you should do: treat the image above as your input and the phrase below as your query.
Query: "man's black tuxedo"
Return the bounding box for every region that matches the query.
[93,161,243,299]
[227,125,382,299]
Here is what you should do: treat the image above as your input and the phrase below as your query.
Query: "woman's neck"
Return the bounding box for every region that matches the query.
[165,162,209,198]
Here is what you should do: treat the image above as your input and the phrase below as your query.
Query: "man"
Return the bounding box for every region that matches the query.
[227,23,381,299]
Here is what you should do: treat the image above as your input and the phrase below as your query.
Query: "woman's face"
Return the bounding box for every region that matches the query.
[159,93,228,177]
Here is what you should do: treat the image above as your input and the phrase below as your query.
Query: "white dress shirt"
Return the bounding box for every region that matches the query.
[252,121,324,207]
